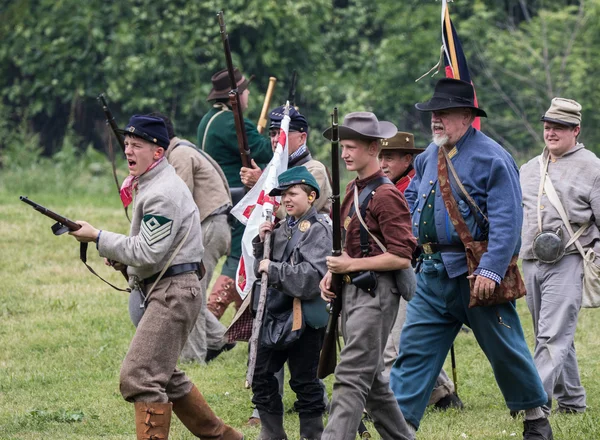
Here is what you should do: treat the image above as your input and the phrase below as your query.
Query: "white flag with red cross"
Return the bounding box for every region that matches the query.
[230,103,290,299]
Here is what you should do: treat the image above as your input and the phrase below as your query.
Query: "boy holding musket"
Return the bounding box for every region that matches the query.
[251,166,332,440]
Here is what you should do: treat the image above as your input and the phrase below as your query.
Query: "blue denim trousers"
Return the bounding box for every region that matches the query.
[389,259,547,429]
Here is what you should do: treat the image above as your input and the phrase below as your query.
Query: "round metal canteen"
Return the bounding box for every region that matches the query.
[532,230,565,264]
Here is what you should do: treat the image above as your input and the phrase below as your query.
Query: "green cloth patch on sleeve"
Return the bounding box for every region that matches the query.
[141,214,173,246]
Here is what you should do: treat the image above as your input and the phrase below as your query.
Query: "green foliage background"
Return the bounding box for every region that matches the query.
[1,0,599,165]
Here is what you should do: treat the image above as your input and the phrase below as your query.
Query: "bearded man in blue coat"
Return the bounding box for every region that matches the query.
[389,79,553,440]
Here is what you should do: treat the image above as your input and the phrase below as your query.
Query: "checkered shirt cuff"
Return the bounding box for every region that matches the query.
[473,267,501,284]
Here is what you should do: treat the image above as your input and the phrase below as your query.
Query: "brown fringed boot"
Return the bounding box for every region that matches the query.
[207,275,242,319]
[134,402,172,440]
[172,385,243,439]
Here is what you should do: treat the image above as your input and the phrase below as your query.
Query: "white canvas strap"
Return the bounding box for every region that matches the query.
[539,154,590,257]
[201,103,230,151]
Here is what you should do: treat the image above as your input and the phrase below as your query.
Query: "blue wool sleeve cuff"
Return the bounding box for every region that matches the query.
[96,230,102,250]
[473,267,501,284]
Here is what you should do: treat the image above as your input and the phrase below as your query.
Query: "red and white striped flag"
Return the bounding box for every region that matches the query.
[230,103,290,299]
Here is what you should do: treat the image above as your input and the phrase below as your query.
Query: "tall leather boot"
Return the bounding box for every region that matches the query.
[134,402,172,440]
[299,415,323,440]
[172,385,243,440]
[207,275,242,320]
[257,411,287,440]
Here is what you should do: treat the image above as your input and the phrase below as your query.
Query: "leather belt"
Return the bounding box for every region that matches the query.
[420,243,465,255]
[143,262,204,286]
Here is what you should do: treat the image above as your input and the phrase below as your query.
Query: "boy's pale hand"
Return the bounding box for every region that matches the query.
[320,271,335,301]
[69,221,99,243]
[259,221,274,241]
[326,251,353,274]
[259,259,271,274]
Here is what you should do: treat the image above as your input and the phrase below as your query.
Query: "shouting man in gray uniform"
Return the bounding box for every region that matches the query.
[70,115,242,440]
[520,98,600,414]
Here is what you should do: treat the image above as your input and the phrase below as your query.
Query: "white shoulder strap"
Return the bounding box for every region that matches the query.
[201,103,230,151]
[542,165,590,257]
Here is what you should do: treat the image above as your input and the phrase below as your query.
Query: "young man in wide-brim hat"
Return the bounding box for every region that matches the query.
[70,115,243,440]
[320,112,416,440]
[197,67,273,322]
[388,78,553,440]
[520,97,600,417]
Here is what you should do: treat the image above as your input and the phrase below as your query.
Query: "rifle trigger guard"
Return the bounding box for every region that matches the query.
[52,221,70,236]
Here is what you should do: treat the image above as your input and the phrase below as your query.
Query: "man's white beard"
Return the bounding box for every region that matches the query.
[432,133,449,147]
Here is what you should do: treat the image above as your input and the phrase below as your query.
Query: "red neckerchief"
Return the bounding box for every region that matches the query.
[120,157,165,208]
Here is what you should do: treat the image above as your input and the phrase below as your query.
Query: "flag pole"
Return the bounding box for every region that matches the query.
[444,5,460,80]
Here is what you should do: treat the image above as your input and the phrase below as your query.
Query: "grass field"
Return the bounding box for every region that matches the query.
[1,184,600,440]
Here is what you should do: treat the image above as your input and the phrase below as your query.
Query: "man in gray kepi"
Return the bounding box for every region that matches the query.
[520,98,600,414]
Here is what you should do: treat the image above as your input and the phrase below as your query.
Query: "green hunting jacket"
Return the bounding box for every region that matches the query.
[197,103,273,188]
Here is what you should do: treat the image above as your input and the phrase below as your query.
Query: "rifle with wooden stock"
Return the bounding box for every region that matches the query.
[20,196,129,289]
[97,93,130,221]
[317,108,344,379]
[217,10,252,169]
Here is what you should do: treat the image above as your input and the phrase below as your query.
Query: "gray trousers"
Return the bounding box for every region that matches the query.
[383,297,454,405]
[120,273,201,402]
[523,254,586,412]
[181,214,231,362]
[323,273,412,440]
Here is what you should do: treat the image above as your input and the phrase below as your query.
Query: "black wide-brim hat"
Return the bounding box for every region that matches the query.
[415,78,487,118]
[117,114,170,149]
[207,68,250,101]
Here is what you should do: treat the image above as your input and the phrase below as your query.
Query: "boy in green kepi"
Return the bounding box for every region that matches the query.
[251,166,332,440]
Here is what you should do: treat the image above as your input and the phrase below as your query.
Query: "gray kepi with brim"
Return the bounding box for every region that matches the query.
[540,98,582,127]
[322,112,398,141]
[415,78,487,118]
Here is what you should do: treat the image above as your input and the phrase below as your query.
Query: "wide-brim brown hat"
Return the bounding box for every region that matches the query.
[415,78,487,118]
[322,112,397,141]
[206,68,250,101]
[380,132,424,155]
[540,97,581,127]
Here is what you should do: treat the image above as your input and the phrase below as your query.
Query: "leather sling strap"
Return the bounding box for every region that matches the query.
[347,176,393,256]
[353,186,388,254]
[441,147,489,236]
[438,147,475,245]
[80,243,130,292]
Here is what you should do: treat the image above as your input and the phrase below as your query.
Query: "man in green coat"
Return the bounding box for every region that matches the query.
[197,67,273,320]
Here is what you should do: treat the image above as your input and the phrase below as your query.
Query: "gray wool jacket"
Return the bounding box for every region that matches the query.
[252,207,332,328]
[98,159,204,280]
[520,143,600,260]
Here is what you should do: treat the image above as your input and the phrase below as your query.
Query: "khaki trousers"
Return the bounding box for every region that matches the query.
[323,272,412,440]
[181,214,231,362]
[120,272,201,402]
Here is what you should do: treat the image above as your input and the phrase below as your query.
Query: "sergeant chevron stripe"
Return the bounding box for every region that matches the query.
[141,214,173,246]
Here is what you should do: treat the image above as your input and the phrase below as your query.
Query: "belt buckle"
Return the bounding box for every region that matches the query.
[423,243,434,255]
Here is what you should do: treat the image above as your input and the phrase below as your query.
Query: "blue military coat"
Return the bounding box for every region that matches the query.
[406,127,522,279]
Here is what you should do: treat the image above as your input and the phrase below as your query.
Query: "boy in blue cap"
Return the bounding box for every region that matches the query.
[251,166,332,440]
